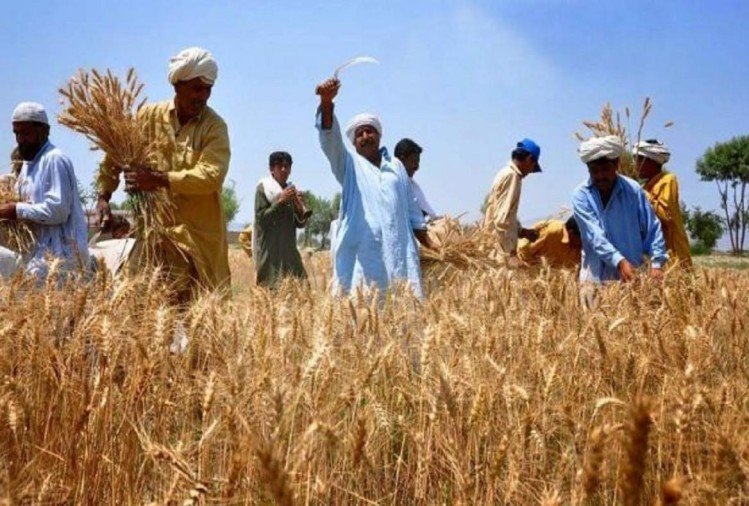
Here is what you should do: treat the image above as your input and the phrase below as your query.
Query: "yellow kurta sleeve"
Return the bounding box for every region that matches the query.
[167,119,230,195]
[647,175,676,225]
[96,154,121,196]
[646,172,692,268]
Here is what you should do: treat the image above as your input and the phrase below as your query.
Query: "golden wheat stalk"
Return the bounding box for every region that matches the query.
[58,68,180,267]
[420,216,501,272]
[0,173,34,254]
[575,99,672,179]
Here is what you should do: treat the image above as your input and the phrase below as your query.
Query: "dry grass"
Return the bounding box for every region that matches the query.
[58,68,178,265]
[0,250,747,504]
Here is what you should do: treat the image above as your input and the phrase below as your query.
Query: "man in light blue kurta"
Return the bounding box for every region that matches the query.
[572,135,667,283]
[315,78,432,298]
[1,102,90,279]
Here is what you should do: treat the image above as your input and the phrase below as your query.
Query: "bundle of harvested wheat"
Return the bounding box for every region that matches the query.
[576,98,673,179]
[420,216,499,271]
[0,174,34,254]
[58,68,177,265]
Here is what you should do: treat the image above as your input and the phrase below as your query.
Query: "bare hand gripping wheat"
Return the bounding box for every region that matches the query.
[58,68,179,266]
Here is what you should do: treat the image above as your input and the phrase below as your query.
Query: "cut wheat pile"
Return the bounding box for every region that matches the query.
[0,251,747,504]
[422,216,500,270]
[58,68,177,264]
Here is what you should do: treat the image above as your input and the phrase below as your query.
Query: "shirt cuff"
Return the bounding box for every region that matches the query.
[652,256,666,269]
[15,202,33,221]
[610,252,625,268]
[316,108,338,132]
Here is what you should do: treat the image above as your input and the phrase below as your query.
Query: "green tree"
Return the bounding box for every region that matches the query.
[300,191,340,249]
[221,180,241,224]
[696,136,749,254]
[683,206,725,255]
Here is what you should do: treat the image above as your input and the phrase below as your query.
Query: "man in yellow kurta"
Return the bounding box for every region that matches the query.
[634,139,692,268]
[517,217,582,269]
[95,47,231,293]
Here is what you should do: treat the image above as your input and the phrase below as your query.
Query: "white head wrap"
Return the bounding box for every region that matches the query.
[12,102,49,125]
[168,47,218,85]
[345,113,382,143]
[633,139,671,165]
[578,135,624,164]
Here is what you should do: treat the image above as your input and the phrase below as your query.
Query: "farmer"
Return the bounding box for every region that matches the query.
[634,139,692,268]
[572,135,667,284]
[484,139,543,257]
[0,102,89,279]
[95,46,231,299]
[517,217,582,269]
[394,138,438,221]
[315,78,433,298]
[253,151,310,288]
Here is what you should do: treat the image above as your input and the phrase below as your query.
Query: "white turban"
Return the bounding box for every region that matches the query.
[12,102,49,125]
[578,135,624,164]
[168,47,218,85]
[345,113,382,143]
[633,139,671,165]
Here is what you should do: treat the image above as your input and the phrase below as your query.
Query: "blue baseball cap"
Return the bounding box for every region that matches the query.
[517,138,542,172]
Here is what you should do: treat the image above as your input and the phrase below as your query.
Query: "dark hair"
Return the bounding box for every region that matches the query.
[565,216,581,237]
[269,151,292,166]
[511,148,532,161]
[394,138,422,160]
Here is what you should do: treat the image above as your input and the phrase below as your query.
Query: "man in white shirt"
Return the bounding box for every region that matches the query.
[1,102,90,279]
[394,138,438,221]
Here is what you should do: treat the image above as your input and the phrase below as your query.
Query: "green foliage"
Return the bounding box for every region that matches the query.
[221,180,241,224]
[684,206,725,255]
[696,136,749,254]
[300,191,341,248]
[696,136,749,182]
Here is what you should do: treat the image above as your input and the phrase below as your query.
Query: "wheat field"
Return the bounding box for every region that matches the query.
[0,249,747,504]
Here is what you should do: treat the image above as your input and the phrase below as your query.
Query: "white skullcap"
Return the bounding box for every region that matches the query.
[168,47,218,85]
[579,135,624,164]
[345,113,382,143]
[633,139,671,165]
[12,102,49,125]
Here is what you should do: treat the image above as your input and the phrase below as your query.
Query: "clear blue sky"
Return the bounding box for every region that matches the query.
[2,0,747,233]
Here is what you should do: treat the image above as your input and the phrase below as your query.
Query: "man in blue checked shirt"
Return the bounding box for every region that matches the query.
[0,102,90,279]
[572,135,667,284]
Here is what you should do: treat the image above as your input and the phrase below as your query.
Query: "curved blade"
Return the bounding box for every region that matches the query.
[333,56,379,79]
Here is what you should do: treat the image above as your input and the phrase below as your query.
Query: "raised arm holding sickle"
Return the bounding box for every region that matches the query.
[316,78,434,249]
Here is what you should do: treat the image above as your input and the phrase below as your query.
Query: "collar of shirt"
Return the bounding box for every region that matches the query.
[585,174,623,194]
[644,171,667,192]
[509,161,523,178]
[27,140,53,168]
[167,99,205,133]
[584,175,624,211]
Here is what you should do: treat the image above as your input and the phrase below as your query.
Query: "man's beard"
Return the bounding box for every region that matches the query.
[17,144,39,161]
